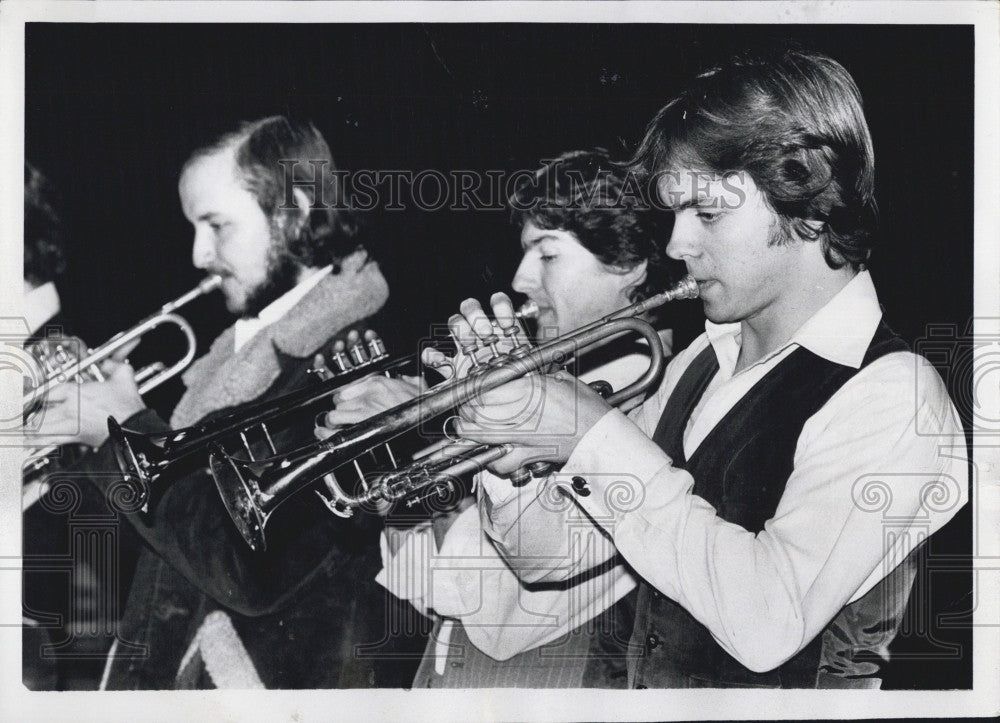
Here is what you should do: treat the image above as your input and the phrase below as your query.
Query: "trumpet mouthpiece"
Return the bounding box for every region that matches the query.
[200,275,224,293]
[515,300,539,321]
[672,275,700,300]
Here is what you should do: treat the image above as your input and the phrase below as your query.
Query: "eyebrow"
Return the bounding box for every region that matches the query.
[663,197,720,212]
[522,233,560,248]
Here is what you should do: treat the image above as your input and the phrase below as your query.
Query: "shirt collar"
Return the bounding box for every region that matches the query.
[704,270,883,374]
[234,265,333,352]
[24,281,61,335]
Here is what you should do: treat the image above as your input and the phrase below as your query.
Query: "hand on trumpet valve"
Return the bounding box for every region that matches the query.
[30,355,145,449]
[420,292,525,384]
[440,293,612,478]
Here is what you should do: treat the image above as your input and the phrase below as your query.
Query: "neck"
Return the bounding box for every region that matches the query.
[736,263,857,372]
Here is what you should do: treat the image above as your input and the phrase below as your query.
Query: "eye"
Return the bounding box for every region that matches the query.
[540,254,557,263]
[696,210,722,225]
[209,220,229,234]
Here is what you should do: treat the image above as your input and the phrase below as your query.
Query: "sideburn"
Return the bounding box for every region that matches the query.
[240,222,303,318]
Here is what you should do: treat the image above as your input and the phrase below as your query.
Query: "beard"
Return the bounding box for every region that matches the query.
[239,228,302,319]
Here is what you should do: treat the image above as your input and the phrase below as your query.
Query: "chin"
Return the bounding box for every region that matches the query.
[224,295,247,316]
[702,302,739,325]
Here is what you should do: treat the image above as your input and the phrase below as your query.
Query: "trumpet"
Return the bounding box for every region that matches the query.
[107,332,409,512]
[22,275,222,492]
[210,275,699,551]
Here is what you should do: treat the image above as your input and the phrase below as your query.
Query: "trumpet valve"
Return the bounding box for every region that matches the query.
[54,344,71,365]
[348,340,370,367]
[498,316,532,357]
[365,330,387,360]
[482,332,502,359]
[329,340,351,374]
[459,340,482,368]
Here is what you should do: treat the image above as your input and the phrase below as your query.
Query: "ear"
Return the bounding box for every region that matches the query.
[617,259,648,296]
[275,186,313,237]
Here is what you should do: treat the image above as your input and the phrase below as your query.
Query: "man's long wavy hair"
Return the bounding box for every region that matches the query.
[630,48,877,271]
[509,149,680,302]
[184,116,360,273]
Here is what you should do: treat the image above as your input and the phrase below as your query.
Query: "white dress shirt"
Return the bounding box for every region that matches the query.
[480,271,968,672]
[233,265,332,352]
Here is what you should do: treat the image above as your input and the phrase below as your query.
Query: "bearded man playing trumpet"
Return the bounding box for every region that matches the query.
[442,49,968,688]
[32,116,414,689]
[322,149,688,687]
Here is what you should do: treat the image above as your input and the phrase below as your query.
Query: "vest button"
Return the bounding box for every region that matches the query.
[571,476,591,497]
[650,589,662,600]
[646,634,660,651]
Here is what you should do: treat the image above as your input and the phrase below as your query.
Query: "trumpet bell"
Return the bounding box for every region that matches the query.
[209,445,269,552]
[107,417,170,511]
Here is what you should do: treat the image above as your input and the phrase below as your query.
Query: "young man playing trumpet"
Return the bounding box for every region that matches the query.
[323,149,687,687]
[444,49,968,688]
[32,116,412,689]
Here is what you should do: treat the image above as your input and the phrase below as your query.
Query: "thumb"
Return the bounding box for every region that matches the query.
[421,348,454,380]
[103,357,135,380]
[109,336,142,362]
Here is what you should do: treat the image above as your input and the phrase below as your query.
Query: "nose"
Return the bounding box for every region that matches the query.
[665,214,701,262]
[511,253,540,296]
[191,227,216,270]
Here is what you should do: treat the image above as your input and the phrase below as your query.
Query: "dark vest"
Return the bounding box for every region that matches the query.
[629,320,913,688]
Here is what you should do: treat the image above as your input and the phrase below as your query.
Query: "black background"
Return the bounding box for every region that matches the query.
[25,22,974,689]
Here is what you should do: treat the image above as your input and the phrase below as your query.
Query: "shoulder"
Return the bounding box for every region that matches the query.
[853,349,955,410]
[810,349,963,441]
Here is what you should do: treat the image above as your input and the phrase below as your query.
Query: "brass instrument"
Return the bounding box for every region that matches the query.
[22,276,222,495]
[107,332,408,512]
[210,276,699,551]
